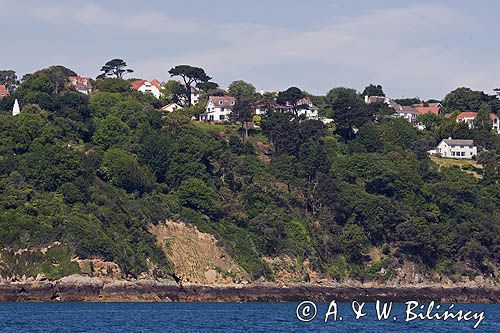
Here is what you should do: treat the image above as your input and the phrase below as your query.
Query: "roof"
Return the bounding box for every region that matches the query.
[0,84,10,97]
[131,79,161,91]
[457,112,498,120]
[131,79,147,90]
[442,138,474,146]
[68,76,92,90]
[415,106,440,115]
[150,79,162,90]
[208,95,236,107]
[161,103,182,110]
[397,106,419,114]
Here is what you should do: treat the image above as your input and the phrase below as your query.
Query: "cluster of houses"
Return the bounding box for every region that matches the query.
[129,78,323,122]
[364,94,500,135]
[2,76,499,160]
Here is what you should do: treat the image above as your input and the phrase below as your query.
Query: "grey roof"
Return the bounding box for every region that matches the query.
[442,139,474,146]
[398,106,419,114]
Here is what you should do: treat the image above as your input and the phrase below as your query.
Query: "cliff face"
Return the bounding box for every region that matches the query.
[1,275,499,303]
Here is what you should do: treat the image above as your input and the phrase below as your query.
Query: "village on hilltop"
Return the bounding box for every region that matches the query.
[1,60,499,161]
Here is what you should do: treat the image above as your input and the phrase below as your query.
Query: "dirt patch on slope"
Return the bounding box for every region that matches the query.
[149,221,249,284]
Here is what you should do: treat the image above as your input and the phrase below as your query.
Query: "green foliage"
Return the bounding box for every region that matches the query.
[99,148,154,193]
[1,66,498,283]
[362,84,385,97]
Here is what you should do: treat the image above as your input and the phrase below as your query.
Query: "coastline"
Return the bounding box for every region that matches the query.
[1,276,498,303]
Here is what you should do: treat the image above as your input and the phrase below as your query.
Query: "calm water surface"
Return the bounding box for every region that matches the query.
[0,302,497,332]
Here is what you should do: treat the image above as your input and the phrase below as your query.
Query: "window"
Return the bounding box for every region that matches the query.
[231,101,235,105]
[451,152,455,157]
[219,101,223,105]
[461,152,465,156]
[220,115,225,121]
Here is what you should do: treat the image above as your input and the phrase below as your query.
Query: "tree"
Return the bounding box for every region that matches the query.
[99,148,154,193]
[176,178,220,217]
[196,81,219,93]
[277,87,304,115]
[230,95,254,141]
[362,84,385,97]
[326,87,371,141]
[394,98,421,106]
[474,103,493,132]
[98,59,134,79]
[168,65,211,106]
[228,80,256,99]
[442,87,493,113]
[0,70,19,92]
[93,78,131,93]
[92,115,130,149]
[341,224,370,263]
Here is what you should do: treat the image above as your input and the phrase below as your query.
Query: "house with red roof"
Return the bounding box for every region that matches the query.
[0,84,10,99]
[413,102,441,115]
[131,79,162,99]
[67,76,93,95]
[199,95,236,121]
[456,112,500,134]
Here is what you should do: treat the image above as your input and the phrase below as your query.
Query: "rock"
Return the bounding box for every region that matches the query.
[36,274,47,282]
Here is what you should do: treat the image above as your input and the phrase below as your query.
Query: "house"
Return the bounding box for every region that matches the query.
[161,103,183,113]
[175,83,200,105]
[0,84,10,98]
[295,98,319,120]
[433,138,477,159]
[199,95,236,121]
[255,97,319,120]
[413,102,441,115]
[67,76,93,95]
[190,86,200,105]
[131,79,162,99]
[456,112,500,134]
[394,106,419,123]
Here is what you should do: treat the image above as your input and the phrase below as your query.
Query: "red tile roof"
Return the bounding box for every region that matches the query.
[0,84,10,97]
[131,79,147,90]
[150,79,162,90]
[67,76,92,90]
[456,112,477,119]
[457,112,498,120]
[415,106,440,115]
[131,79,162,91]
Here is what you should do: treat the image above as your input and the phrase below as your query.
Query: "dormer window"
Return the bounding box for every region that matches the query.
[219,101,223,105]
[231,101,235,105]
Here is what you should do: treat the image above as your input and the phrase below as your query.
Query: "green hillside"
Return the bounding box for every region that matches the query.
[0,66,498,283]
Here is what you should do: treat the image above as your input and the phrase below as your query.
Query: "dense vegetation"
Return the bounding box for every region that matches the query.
[0,66,498,282]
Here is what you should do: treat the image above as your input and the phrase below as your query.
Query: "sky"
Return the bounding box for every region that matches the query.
[1,0,499,100]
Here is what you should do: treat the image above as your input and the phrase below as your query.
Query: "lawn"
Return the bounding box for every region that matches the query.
[430,156,483,179]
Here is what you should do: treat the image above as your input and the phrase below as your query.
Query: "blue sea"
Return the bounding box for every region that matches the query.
[0,302,497,332]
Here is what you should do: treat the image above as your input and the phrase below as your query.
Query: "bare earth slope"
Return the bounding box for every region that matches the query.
[149,221,249,284]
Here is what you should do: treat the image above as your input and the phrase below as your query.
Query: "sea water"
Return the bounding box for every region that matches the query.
[0,302,497,332]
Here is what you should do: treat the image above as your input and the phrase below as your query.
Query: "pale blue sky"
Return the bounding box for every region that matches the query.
[1,0,499,99]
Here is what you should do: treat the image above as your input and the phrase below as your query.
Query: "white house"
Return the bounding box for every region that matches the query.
[199,95,236,121]
[394,106,419,123]
[67,76,93,95]
[131,79,162,99]
[161,103,183,113]
[255,97,319,120]
[456,112,500,134]
[434,138,477,159]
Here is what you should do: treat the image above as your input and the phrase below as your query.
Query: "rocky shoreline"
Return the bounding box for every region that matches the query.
[0,275,498,303]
